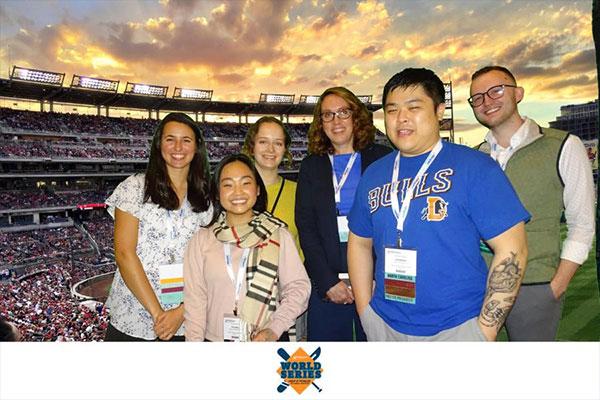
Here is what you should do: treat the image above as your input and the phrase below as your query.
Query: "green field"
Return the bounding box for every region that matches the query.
[498,228,600,341]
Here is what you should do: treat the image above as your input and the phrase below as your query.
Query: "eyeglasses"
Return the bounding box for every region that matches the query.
[468,84,517,108]
[321,108,353,122]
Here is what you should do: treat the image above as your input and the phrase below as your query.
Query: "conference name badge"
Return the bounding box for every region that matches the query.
[384,247,417,304]
[159,262,184,306]
[336,215,350,243]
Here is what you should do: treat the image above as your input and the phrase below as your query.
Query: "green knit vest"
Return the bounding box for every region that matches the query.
[478,127,567,283]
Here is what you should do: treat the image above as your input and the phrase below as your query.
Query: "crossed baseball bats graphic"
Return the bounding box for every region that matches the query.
[276,347,323,393]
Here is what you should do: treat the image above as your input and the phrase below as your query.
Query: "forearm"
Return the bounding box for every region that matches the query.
[479,248,527,339]
[183,237,207,341]
[550,259,580,298]
[348,233,374,314]
[116,252,163,320]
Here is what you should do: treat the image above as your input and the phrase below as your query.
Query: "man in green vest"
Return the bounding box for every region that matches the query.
[468,65,595,341]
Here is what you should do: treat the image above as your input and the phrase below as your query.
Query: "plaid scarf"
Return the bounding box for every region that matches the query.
[213,211,296,340]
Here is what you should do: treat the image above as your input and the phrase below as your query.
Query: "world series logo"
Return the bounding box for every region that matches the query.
[276,347,324,394]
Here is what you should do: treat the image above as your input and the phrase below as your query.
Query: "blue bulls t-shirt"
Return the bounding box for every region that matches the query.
[348,142,530,336]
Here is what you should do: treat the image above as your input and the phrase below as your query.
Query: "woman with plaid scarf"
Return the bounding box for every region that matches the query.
[183,154,310,341]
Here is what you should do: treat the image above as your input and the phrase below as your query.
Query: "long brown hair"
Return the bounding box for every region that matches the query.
[144,112,210,213]
[307,87,376,155]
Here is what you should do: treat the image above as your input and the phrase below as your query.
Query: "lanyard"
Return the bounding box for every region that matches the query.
[167,208,184,240]
[328,152,358,203]
[166,208,185,263]
[223,244,251,316]
[391,140,443,247]
[270,178,286,214]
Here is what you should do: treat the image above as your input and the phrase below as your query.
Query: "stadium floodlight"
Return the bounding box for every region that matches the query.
[173,87,213,101]
[10,66,65,86]
[125,82,168,97]
[444,83,453,108]
[299,95,320,104]
[356,95,372,105]
[259,93,295,104]
[71,75,119,92]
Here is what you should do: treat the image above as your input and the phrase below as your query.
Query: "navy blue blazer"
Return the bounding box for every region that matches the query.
[295,143,392,298]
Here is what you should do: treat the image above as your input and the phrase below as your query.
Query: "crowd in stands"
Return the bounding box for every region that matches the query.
[82,217,114,252]
[0,214,116,341]
[0,140,149,160]
[0,263,110,341]
[0,226,91,266]
[0,108,157,137]
[0,189,110,210]
[0,108,315,164]
[0,107,311,140]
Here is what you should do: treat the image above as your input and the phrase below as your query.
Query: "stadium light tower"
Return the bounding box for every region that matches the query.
[259,93,295,104]
[299,95,320,104]
[440,82,454,143]
[125,82,168,97]
[173,87,213,101]
[71,75,119,92]
[357,95,373,105]
[10,66,65,86]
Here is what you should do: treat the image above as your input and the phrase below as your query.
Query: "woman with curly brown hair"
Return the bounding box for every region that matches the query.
[296,87,391,341]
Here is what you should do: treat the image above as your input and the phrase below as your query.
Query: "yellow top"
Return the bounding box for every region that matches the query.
[266,176,303,261]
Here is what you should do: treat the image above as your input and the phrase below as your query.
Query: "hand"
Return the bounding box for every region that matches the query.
[251,328,278,342]
[154,305,184,340]
[325,281,354,304]
[549,279,566,300]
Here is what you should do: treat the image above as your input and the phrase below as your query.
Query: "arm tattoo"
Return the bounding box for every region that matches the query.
[480,252,522,329]
[488,252,521,294]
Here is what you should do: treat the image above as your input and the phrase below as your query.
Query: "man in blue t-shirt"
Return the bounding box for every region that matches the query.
[347,68,530,341]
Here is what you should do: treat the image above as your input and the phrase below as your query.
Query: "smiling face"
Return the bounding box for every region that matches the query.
[252,122,286,171]
[384,84,445,157]
[219,160,260,226]
[160,121,197,174]
[470,70,524,130]
[321,94,355,154]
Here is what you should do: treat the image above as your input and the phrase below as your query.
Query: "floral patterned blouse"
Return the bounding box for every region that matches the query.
[105,174,212,339]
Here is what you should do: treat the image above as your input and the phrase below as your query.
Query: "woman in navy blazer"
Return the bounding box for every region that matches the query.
[296,87,391,341]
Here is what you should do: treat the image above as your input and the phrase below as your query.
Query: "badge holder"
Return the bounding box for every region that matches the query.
[383,235,417,304]
[159,261,184,306]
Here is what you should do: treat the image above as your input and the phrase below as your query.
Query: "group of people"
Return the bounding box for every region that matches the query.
[101,65,594,342]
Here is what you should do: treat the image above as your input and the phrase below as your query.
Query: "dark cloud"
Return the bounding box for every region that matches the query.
[358,45,379,59]
[103,0,295,69]
[540,74,595,91]
[310,3,347,31]
[509,65,559,80]
[496,36,562,68]
[297,54,321,63]
[212,73,247,85]
[560,49,595,74]
[504,48,593,83]
[163,0,202,18]
[10,23,67,69]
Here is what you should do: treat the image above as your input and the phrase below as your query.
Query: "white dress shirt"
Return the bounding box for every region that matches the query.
[485,117,595,265]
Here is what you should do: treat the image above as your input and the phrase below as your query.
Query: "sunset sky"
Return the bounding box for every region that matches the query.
[0,0,597,145]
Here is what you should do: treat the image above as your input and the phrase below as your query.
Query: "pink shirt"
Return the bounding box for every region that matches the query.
[183,226,310,341]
